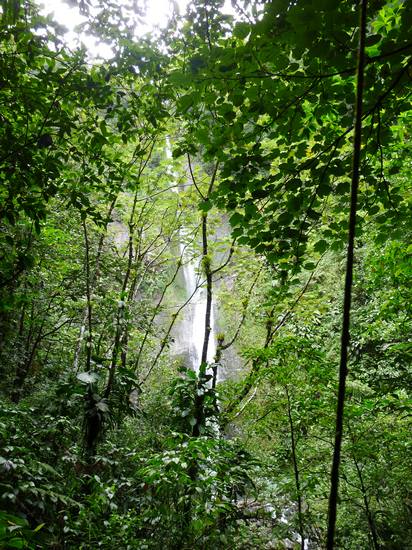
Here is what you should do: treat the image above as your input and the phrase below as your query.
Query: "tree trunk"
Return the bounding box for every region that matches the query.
[326,1,367,547]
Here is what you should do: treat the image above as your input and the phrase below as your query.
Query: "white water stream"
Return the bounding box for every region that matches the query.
[166,141,216,374]
[179,242,217,372]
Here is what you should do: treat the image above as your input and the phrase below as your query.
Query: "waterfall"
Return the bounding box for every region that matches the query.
[179,238,216,373]
[166,140,216,374]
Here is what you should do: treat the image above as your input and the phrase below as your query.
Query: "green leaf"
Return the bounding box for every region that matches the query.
[314,239,328,254]
[77,372,99,384]
[95,400,109,413]
[229,212,244,227]
[366,34,382,47]
[233,23,250,39]
[7,539,25,549]
[198,200,213,212]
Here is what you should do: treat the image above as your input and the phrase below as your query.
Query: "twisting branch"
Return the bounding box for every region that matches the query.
[73,197,117,373]
[105,191,139,399]
[220,266,263,351]
[347,423,380,550]
[326,1,367,547]
[140,272,208,384]
[187,153,205,200]
[224,259,322,420]
[210,241,235,276]
[268,260,321,341]
[134,230,198,372]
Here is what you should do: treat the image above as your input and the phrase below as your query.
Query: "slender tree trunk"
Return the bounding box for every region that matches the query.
[189,160,218,437]
[18,301,26,340]
[82,218,93,371]
[326,1,367,547]
[200,211,212,365]
[73,198,116,372]
[352,454,380,550]
[12,332,41,402]
[285,386,305,550]
[11,298,44,401]
[192,213,211,435]
[105,193,137,398]
[348,426,380,550]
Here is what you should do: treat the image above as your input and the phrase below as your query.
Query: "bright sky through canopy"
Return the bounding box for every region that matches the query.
[40,0,191,57]
[40,0,234,58]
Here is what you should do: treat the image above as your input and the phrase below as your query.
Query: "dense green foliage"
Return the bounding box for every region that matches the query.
[0,0,411,548]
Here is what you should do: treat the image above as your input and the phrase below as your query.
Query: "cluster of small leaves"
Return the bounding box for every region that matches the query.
[166,0,412,277]
[169,365,218,435]
[136,434,256,548]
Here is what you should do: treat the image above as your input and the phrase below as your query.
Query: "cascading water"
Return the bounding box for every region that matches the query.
[166,140,216,375]
[179,240,216,373]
